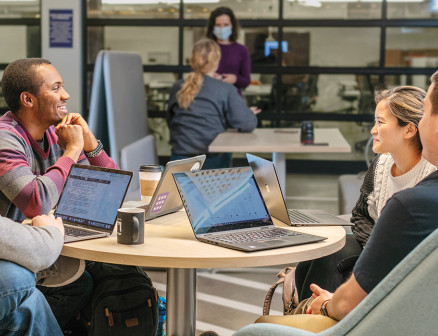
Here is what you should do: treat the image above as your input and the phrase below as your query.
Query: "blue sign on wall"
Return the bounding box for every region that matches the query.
[49,9,73,48]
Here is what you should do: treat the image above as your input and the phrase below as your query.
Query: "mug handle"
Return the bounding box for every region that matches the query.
[133,217,139,243]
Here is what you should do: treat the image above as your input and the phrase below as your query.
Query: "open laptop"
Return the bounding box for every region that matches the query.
[139,155,206,221]
[172,167,326,252]
[246,153,353,226]
[54,164,133,243]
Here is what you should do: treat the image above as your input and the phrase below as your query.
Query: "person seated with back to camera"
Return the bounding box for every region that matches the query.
[167,38,260,169]
[295,86,436,303]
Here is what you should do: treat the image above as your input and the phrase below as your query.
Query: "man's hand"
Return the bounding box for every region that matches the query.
[222,73,237,84]
[31,214,65,236]
[56,124,84,162]
[56,113,98,152]
[306,284,333,315]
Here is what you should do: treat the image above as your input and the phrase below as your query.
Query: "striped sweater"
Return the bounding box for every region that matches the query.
[0,111,117,222]
[351,153,436,247]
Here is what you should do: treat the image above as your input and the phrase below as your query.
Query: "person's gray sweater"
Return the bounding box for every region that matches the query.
[0,217,63,273]
[167,75,257,155]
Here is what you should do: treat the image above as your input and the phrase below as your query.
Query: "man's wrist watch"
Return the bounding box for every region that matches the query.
[84,140,103,158]
[320,299,331,317]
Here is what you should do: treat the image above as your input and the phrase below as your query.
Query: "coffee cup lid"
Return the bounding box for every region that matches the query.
[139,165,163,172]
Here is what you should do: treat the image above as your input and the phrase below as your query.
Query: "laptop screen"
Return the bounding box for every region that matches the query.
[55,165,132,232]
[173,167,272,235]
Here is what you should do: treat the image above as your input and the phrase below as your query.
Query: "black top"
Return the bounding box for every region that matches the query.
[353,170,438,293]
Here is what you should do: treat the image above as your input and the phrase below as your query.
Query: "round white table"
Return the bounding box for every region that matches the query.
[61,210,346,336]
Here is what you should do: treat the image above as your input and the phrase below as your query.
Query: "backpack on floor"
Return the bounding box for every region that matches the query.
[87,262,159,336]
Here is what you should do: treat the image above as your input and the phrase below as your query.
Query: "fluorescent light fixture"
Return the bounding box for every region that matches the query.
[103,0,219,4]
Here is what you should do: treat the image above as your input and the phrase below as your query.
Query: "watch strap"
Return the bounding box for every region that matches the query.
[320,299,331,317]
[84,140,103,158]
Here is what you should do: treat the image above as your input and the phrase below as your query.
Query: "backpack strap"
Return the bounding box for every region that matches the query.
[263,267,298,315]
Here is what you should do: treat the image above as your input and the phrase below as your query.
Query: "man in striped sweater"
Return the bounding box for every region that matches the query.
[0,58,117,332]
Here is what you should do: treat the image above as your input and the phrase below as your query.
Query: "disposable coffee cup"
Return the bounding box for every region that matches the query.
[139,165,163,204]
[117,208,145,245]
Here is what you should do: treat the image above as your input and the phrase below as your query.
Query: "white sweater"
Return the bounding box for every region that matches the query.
[368,154,437,221]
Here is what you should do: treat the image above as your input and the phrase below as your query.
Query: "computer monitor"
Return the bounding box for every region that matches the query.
[264,41,288,57]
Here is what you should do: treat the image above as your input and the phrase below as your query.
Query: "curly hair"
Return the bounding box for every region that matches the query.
[206,7,239,43]
[375,85,426,150]
[177,39,221,109]
[1,58,51,114]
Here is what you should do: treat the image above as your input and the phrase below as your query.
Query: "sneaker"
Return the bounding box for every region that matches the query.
[37,256,86,287]
[199,332,219,336]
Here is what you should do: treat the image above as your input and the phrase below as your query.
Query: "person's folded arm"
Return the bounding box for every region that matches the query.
[0,217,63,273]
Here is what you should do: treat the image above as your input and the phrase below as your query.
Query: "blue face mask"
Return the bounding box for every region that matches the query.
[213,26,232,41]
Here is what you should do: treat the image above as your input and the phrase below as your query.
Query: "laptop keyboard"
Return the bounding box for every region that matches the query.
[212,228,301,244]
[65,226,99,237]
[288,209,320,224]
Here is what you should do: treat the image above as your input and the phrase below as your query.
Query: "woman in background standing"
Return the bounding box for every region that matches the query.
[206,7,251,94]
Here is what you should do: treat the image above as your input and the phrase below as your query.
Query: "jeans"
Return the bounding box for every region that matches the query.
[170,152,232,170]
[38,270,93,329]
[0,260,62,336]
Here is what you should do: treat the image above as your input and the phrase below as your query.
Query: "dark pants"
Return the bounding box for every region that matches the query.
[295,233,363,301]
[38,270,93,330]
[170,152,232,170]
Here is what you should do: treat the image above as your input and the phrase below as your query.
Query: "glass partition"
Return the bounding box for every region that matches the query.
[0,0,40,18]
[183,26,280,67]
[387,0,437,19]
[0,26,39,63]
[87,26,179,65]
[283,27,380,67]
[88,0,179,19]
[283,0,382,19]
[183,0,279,19]
[280,73,378,115]
[386,27,438,68]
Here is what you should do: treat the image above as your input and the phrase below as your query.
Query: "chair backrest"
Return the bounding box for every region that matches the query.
[88,50,148,166]
[103,51,148,166]
[329,228,438,336]
[120,135,158,201]
[88,50,110,152]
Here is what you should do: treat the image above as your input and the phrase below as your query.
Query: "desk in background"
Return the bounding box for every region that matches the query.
[61,210,346,336]
[209,128,351,196]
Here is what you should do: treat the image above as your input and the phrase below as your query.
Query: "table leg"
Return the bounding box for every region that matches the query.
[166,268,197,336]
[272,152,286,197]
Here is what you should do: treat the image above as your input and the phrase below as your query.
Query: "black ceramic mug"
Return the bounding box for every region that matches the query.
[117,208,145,245]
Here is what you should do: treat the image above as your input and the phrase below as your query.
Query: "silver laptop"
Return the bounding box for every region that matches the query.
[246,153,353,226]
[172,167,326,252]
[54,164,133,243]
[141,155,206,221]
